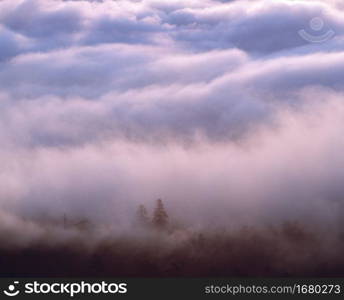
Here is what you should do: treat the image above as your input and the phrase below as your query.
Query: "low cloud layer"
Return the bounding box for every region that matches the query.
[0,0,343,232]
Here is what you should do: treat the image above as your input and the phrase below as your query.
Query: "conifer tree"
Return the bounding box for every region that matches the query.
[152,199,168,229]
[137,204,150,227]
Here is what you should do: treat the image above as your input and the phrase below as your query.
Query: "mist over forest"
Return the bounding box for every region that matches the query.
[1,0,344,276]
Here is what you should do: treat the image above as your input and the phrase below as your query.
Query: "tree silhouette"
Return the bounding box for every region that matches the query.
[152,199,168,229]
[137,204,150,227]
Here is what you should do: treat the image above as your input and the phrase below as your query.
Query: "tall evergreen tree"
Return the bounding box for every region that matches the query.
[137,204,150,227]
[152,199,168,229]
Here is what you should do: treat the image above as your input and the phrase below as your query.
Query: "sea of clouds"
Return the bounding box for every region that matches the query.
[0,0,343,230]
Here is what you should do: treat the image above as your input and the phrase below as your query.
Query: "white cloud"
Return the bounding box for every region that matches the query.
[0,0,343,227]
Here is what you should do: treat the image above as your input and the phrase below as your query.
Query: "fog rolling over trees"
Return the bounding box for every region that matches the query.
[0,0,344,276]
[1,200,344,277]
